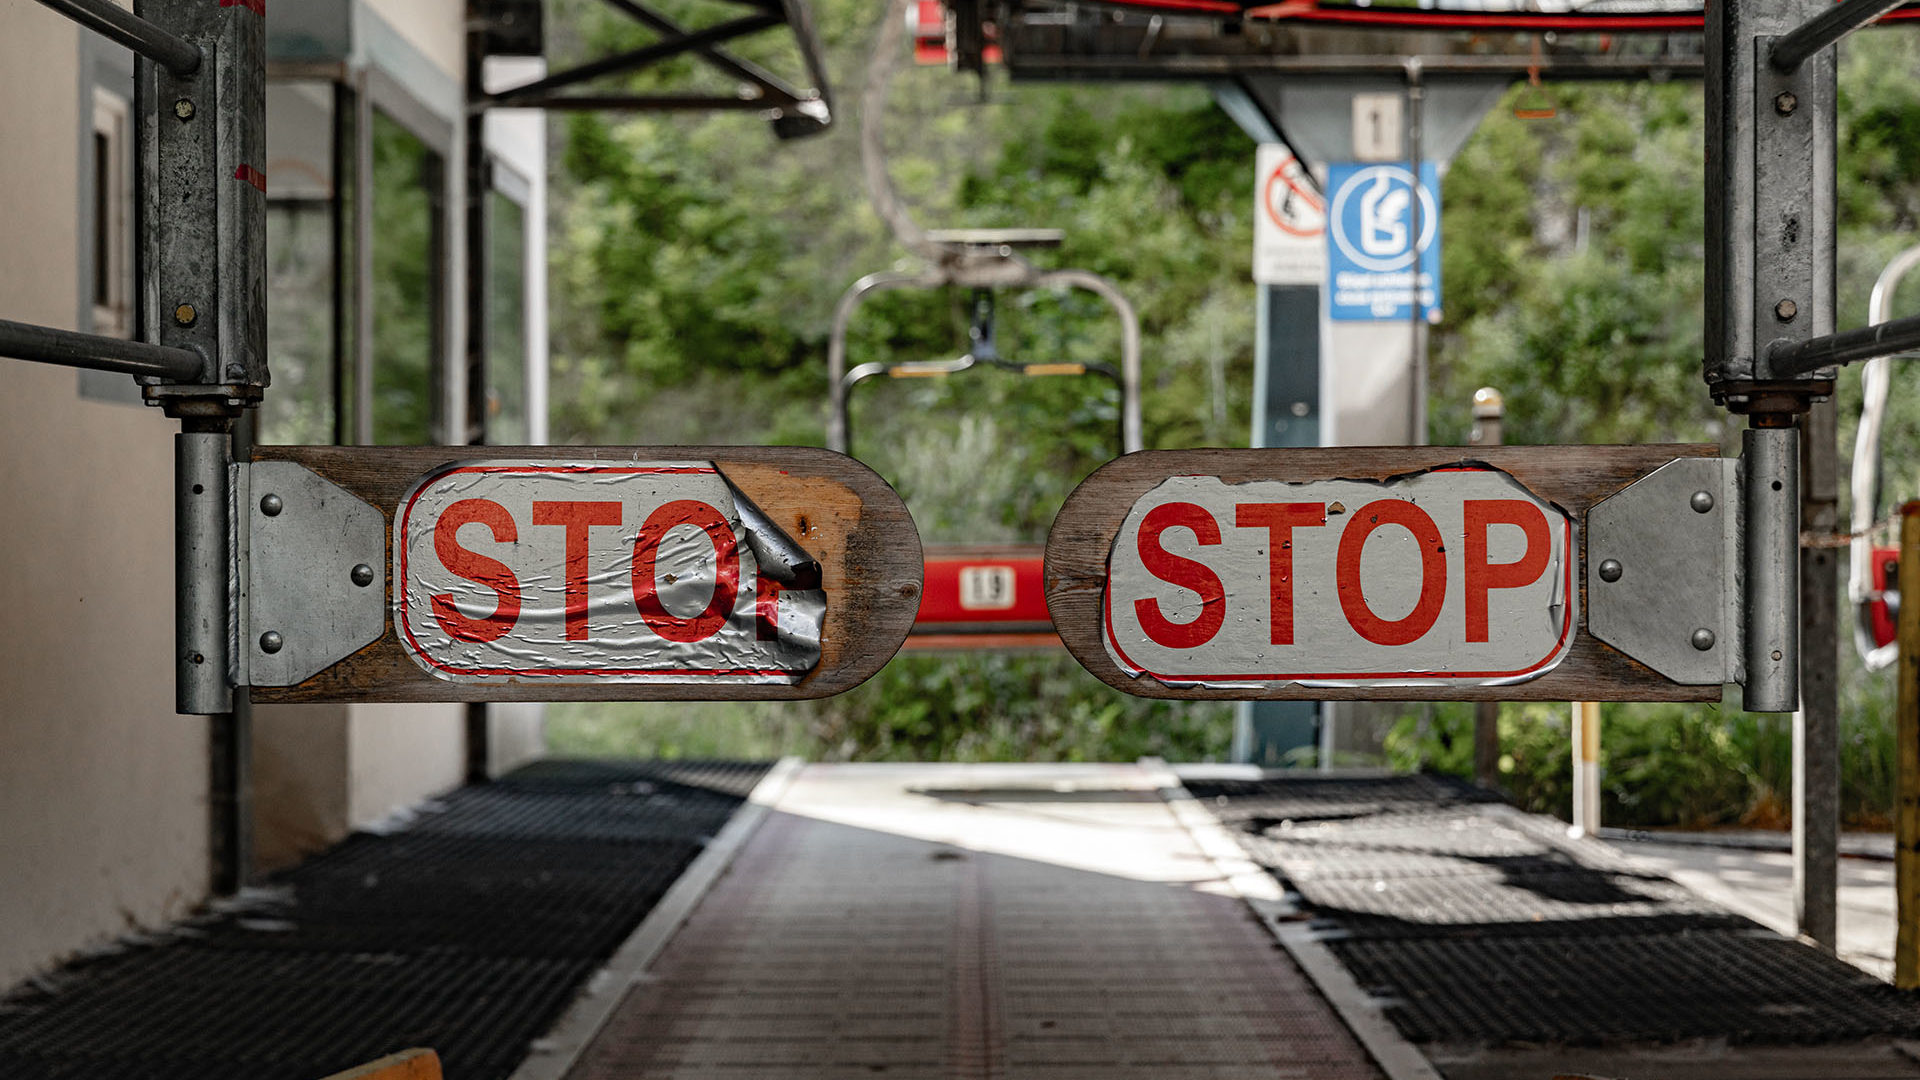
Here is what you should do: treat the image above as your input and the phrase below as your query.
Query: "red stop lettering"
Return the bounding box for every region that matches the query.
[1336,500,1447,646]
[632,500,739,643]
[1134,502,1226,649]
[431,499,522,643]
[1235,502,1325,645]
[1462,499,1552,643]
[532,500,624,641]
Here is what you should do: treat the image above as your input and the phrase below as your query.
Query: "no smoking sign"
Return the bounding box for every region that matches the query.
[1253,144,1325,286]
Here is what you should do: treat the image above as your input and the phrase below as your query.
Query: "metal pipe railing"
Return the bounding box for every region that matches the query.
[1768,311,1920,377]
[1770,0,1904,73]
[33,0,201,76]
[0,318,203,381]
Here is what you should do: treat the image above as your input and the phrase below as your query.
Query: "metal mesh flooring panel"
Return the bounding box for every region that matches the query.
[1188,774,1920,1048]
[0,758,767,1080]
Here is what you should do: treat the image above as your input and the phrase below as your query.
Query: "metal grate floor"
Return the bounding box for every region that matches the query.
[1186,773,1920,1048]
[0,758,768,1080]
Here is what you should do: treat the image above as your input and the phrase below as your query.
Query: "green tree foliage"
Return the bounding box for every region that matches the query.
[544,0,1251,762]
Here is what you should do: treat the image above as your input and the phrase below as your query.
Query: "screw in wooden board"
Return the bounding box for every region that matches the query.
[259,493,283,517]
[259,631,284,654]
[173,303,196,326]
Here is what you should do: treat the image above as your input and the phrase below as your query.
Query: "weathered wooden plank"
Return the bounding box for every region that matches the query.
[249,445,921,703]
[1043,445,1723,703]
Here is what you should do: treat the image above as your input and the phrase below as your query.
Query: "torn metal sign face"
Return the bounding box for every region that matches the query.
[396,461,824,684]
[1045,446,1727,703]
[1101,468,1576,689]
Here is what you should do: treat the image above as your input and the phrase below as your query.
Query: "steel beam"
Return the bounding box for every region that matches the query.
[0,318,202,380]
[33,0,200,75]
[488,14,783,104]
[1769,312,1920,377]
[1770,0,1906,74]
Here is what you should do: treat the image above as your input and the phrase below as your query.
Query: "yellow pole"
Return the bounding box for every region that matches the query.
[1896,504,1920,988]
[1571,700,1602,836]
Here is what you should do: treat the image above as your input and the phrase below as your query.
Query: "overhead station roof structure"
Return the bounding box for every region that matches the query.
[933,0,1920,81]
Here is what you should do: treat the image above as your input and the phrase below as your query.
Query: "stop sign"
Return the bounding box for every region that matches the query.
[1043,446,1725,703]
[1101,468,1574,687]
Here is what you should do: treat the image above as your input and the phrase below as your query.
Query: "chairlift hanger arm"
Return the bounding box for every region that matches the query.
[592,0,817,111]
[1770,0,1907,73]
[1769,312,1920,378]
[0,318,203,381]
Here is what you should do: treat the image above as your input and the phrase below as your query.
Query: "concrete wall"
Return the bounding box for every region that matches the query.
[0,4,210,988]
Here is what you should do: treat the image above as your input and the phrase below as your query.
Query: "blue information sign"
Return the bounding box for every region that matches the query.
[1326,162,1441,322]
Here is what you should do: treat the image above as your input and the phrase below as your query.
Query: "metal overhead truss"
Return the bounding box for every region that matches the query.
[469,0,833,137]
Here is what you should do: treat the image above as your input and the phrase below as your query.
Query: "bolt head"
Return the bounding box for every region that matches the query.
[173,303,197,327]
[1691,490,1715,514]
[259,630,284,655]
[1775,298,1798,322]
[351,563,376,588]
[259,493,283,517]
[1775,91,1798,115]
[1691,628,1716,652]
[173,98,195,121]
[1597,559,1623,583]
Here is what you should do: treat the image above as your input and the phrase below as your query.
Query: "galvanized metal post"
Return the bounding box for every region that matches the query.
[1705,0,1835,715]
[1896,503,1920,988]
[1795,399,1840,950]
[1470,387,1504,788]
[175,432,231,714]
[1745,425,1803,711]
[136,0,267,728]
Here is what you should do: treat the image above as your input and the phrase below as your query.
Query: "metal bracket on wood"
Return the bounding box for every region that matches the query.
[233,461,387,688]
[1588,458,1743,686]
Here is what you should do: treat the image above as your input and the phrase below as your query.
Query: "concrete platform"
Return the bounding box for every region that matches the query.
[565,763,1384,1080]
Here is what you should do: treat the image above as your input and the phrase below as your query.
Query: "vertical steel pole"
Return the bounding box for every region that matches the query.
[1470,387,1504,788]
[464,5,493,782]
[1404,59,1427,446]
[1745,425,1803,711]
[1795,399,1840,949]
[1896,503,1920,988]
[175,432,231,714]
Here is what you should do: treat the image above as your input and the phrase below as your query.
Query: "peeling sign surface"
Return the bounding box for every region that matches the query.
[396,461,824,684]
[1101,466,1576,688]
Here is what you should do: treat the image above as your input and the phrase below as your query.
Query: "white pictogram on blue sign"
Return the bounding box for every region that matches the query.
[1327,162,1441,321]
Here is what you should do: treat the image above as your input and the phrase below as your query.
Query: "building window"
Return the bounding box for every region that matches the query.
[486,183,529,445]
[90,87,131,339]
[261,80,340,445]
[371,108,445,446]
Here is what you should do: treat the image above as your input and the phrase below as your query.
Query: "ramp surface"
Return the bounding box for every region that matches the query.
[569,762,1383,1080]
